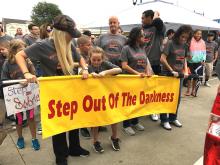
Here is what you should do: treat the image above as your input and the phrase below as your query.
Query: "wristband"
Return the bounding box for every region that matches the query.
[23,72,30,75]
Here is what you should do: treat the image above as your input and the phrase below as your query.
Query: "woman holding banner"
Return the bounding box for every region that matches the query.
[15,15,89,165]
[121,27,153,136]
[160,25,192,130]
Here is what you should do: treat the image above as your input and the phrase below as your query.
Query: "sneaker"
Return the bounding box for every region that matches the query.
[123,127,135,136]
[161,122,172,130]
[133,123,145,131]
[69,146,90,157]
[204,82,211,87]
[80,128,91,139]
[17,137,25,149]
[32,139,40,150]
[56,158,67,165]
[110,136,120,151]
[93,141,104,153]
[170,120,182,127]
[150,114,159,121]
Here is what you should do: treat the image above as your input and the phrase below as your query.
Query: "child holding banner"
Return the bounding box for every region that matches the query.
[88,46,122,153]
[121,27,153,136]
[160,25,192,130]
[1,39,40,150]
[15,15,89,165]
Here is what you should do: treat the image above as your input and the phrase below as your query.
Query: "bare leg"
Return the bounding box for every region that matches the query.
[111,124,117,139]
[16,125,23,138]
[28,118,36,139]
[92,127,99,143]
[191,80,196,95]
[185,80,191,96]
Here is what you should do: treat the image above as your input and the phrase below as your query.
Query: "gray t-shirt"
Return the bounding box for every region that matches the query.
[24,39,81,76]
[95,33,127,67]
[121,45,148,73]
[0,34,13,43]
[162,40,188,72]
[23,34,39,46]
[88,61,119,74]
[143,22,165,66]
[205,41,218,63]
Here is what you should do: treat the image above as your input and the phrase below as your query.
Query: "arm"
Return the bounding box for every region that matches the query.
[122,61,144,76]
[79,57,88,79]
[99,68,122,76]
[145,58,154,76]
[15,50,37,82]
[160,53,178,77]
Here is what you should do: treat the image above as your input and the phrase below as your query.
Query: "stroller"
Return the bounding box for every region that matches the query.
[187,64,204,97]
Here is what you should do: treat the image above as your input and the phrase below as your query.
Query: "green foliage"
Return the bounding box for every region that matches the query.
[31,2,62,26]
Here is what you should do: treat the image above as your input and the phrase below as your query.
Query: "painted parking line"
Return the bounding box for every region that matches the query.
[193,156,203,165]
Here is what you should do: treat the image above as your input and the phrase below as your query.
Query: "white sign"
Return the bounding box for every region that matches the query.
[3,83,40,116]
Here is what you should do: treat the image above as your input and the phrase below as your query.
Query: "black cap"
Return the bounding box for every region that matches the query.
[207,32,215,36]
[53,15,81,38]
[83,30,92,36]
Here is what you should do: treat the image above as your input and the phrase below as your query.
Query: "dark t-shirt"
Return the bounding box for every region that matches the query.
[143,19,165,65]
[162,40,189,72]
[121,45,148,73]
[205,41,218,63]
[23,34,38,46]
[95,33,127,67]
[88,61,119,74]
[24,39,81,76]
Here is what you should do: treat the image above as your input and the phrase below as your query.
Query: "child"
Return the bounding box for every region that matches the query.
[186,29,206,96]
[88,46,122,153]
[1,39,40,150]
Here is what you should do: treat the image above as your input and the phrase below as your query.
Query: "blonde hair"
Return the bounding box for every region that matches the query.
[8,39,26,64]
[51,29,74,75]
[88,46,106,64]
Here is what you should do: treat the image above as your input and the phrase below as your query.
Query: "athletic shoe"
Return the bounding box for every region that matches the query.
[170,120,182,127]
[17,137,25,149]
[32,139,40,150]
[123,127,135,136]
[109,136,120,151]
[204,82,211,87]
[133,123,145,131]
[150,114,159,121]
[161,122,172,130]
[93,141,104,153]
[80,128,91,139]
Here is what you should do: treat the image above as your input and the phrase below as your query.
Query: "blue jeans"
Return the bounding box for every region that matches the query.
[123,118,139,128]
[160,78,183,123]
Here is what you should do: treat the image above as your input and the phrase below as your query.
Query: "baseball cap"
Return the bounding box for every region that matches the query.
[207,32,215,36]
[83,30,92,36]
[53,15,81,38]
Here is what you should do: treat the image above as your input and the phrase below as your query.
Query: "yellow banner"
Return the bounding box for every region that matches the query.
[39,75,180,138]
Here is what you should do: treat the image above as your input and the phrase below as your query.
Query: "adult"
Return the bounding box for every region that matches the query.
[15,15,89,165]
[160,25,192,130]
[0,25,13,43]
[121,27,153,135]
[95,16,127,67]
[204,32,218,87]
[142,10,165,121]
[14,28,24,39]
[23,23,39,46]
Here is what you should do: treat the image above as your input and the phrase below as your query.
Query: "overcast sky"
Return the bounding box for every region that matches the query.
[0,0,219,27]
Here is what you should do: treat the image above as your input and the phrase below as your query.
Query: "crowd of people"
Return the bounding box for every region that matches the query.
[0,9,220,165]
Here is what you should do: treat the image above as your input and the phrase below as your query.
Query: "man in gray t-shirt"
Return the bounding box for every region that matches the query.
[23,24,39,46]
[204,33,218,87]
[95,16,127,67]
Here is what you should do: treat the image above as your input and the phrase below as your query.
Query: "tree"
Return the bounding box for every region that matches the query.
[31,2,62,26]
